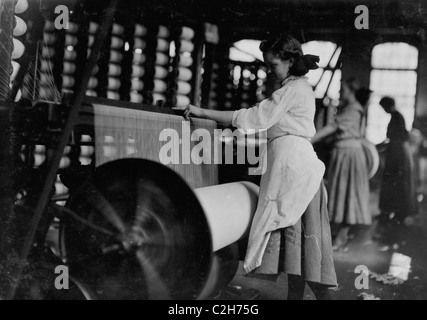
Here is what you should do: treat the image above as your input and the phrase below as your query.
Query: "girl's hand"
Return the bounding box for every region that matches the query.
[173,104,203,120]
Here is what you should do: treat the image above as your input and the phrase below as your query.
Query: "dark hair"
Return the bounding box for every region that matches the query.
[380,96,395,108]
[260,34,319,76]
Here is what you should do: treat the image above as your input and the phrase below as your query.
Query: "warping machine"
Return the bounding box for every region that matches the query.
[0,0,261,300]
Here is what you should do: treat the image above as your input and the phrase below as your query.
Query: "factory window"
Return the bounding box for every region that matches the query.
[302,41,342,102]
[366,43,418,144]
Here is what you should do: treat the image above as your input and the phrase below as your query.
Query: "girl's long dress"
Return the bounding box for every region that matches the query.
[327,102,371,226]
[232,76,337,286]
[379,111,416,221]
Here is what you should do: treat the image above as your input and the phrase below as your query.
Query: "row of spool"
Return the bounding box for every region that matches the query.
[20,134,95,201]
[10,0,29,95]
[20,132,155,202]
[31,15,201,108]
[19,130,159,201]
[218,61,268,111]
[12,2,268,112]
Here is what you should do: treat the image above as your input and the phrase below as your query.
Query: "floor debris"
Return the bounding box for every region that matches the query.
[369,271,407,286]
[358,292,381,300]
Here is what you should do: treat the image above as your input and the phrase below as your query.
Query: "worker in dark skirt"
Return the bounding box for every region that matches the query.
[176,34,337,300]
[312,78,371,251]
[378,97,417,227]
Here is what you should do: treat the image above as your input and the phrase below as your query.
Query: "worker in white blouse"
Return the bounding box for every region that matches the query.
[175,34,337,300]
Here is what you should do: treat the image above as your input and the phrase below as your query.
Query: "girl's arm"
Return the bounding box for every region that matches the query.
[311,125,337,144]
[174,104,235,126]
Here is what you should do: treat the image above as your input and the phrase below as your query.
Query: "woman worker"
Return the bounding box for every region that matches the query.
[176,34,337,300]
[378,97,416,227]
[311,78,371,250]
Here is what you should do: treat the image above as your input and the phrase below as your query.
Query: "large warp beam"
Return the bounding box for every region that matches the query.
[63,158,259,300]
[60,101,259,300]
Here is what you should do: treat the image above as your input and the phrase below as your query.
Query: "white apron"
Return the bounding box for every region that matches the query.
[243,135,325,273]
